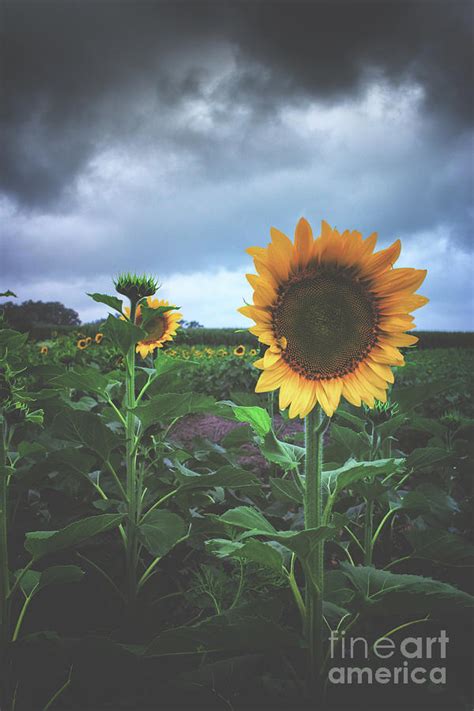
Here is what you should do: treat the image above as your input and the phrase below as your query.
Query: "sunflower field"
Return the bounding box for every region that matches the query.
[1,221,473,711]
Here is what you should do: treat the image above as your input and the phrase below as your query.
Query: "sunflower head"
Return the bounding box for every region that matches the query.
[124,297,182,359]
[250,348,258,356]
[77,338,88,350]
[95,332,104,344]
[40,346,48,355]
[239,217,428,418]
[234,345,246,357]
[114,273,159,303]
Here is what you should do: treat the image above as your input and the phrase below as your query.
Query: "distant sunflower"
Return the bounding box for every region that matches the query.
[40,346,48,355]
[124,297,182,359]
[77,338,88,350]
[239,218,428,418]
[249,348,258,356]
[234,345,246,357]
[85,337,92,345]
[95,332,104,344]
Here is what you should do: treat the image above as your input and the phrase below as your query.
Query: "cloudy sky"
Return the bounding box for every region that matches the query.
[1,0,473,329]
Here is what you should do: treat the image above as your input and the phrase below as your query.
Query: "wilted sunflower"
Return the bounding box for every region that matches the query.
[234,345,246,357]
[124,297,182,359]
[77,338,88,350]
[95,332,104,344]
[239,218,428,418]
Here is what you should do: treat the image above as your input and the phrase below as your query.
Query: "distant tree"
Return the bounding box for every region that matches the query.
[1,300,81,331]
[181,319,204,329]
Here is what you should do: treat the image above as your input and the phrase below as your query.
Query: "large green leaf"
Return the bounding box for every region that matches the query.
[133,392,220,429]
[206,538,284,574]
[217,507,336,561]
[45,447,96,477]
[102,314,146,355]
[218,506,277,535]
[87,292,124,314]
[329,424,370,459]
[138,510,187,558]
[175,463,259,491]
[405,528,474,567]
[231,405,272,437]
[51,410,121,461]
[406,447,452,470]
[270,477,303,504]
[25,514,124,561]
[51,366,119,399]
[400,483,459,521]
[322,458,403,496]
[145,613,299,657]
[259,431,305,471]
[340,562,474,615]
[391,379,452,412]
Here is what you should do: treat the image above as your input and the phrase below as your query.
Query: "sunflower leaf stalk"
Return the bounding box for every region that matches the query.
[304,405,327,688]
[124,299,140,603]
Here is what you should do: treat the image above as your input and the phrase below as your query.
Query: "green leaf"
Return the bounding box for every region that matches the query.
[51,366,119,398]
[175,463,259,491]
[375,414,408,441]
[25,514,124,561]
[406,447,452,470]
[37,565,84,590]
[408,416,447,440]
[270,477,303,505]
[51,410,121,461]
[218,506,277,535]
[138,510,187,558]
[145,614,299,657]
[231,406,271,437]
[133,392,220,429]
[322,458,403,496]
[259,431,305,471]
[87,292,124,314]
[405,528,474,567]
[329,424,370,459]
[392,379,452,412]
[217,507,336,562]
[335,409,368,433]
[340,562,474,615]
[46,447,97,477]
[400,483,459,521]
[102,314,146,356]
[206,538,284,574]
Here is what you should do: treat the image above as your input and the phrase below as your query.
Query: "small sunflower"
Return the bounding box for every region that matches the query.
[95,332,104,344]
[85,337,92,345]
[239,218,428,418]
[124,297,182,359]
[77,338,88,350]
[234,345,246,357]
[249,348,258,356]
[40,346,48,355]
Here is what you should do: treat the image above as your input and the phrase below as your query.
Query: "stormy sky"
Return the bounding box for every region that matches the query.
[1,0,473,328]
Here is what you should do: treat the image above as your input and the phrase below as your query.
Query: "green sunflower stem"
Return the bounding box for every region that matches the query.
[364,498,374,566]
[0,420,10,652]
[125,300,139,603]
[304,405,326,692]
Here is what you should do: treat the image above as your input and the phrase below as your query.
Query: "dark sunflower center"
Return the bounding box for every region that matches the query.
[136,313,166,341]
[272,268,379,379]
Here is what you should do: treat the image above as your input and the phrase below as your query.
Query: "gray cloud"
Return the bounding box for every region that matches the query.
[1,0,472,206]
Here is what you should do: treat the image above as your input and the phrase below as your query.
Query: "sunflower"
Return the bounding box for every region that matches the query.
[85,337,92,345]
[40,346,48,355]
[239,218,428,418]
[95,332,104,344]
[249,348,258,356]
[77,338,89,350]
[124,297,182,359]
[234,345,246,357]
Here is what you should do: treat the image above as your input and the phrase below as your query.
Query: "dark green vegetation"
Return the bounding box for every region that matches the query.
[0,318,473,710]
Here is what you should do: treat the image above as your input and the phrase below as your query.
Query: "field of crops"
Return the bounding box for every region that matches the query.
[1,303,473,710]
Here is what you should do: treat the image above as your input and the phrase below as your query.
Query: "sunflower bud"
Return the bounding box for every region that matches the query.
[114,273,159,303]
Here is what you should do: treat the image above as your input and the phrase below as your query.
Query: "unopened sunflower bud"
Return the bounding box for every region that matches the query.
[114,273,159,303]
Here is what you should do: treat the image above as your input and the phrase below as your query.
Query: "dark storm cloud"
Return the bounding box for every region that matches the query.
[1,0,472,207]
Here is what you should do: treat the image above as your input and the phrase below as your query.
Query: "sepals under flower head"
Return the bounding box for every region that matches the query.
[114,273,159,303]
